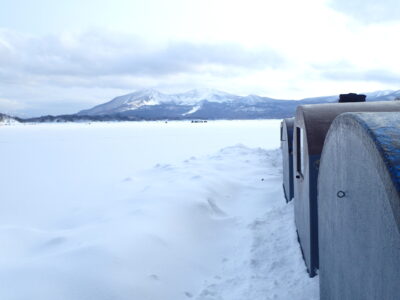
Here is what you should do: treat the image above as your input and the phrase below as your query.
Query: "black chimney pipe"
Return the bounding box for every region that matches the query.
[338,93,366,103]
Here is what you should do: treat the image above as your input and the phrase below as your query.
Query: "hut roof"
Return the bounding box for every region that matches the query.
[296,101,400,155]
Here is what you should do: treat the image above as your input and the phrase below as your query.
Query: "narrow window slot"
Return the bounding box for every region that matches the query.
[296,127,302,176]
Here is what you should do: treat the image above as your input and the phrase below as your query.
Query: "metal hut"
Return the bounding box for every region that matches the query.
[293,97,400,276]
[318,112,400,300]
[281,118,295,202]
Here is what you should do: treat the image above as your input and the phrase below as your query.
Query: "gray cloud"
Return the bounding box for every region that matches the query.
[0,30,284,83]
[0,29,285,116]
[328,0,400,23]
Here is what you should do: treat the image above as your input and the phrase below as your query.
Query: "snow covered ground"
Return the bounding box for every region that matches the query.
[0,120,318,300]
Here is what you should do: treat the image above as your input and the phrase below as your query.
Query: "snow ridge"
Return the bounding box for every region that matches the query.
[0,120,318,300]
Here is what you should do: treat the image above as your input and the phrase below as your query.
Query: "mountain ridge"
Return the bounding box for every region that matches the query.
[75,88,400,120]
[11,89,400,122]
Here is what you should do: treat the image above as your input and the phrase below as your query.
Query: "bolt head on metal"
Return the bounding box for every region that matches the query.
[337,191,346,198]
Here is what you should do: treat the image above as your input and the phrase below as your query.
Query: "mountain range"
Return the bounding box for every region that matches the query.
[0,113,19,125]
[12,88,400,122]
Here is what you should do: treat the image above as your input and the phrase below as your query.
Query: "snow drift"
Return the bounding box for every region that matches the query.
[0,120,317,299]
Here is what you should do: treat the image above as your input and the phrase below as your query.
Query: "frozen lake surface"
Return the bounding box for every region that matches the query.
[0,120,318,300]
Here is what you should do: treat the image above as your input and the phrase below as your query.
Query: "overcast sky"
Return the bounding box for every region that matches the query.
[1,0,400,116]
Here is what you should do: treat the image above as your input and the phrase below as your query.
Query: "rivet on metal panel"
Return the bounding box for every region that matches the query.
[337,191,346,198]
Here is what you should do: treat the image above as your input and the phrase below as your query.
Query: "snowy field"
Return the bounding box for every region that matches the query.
[0,120,318,300]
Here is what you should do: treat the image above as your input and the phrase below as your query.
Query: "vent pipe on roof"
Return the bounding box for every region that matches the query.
[338,93,366,103]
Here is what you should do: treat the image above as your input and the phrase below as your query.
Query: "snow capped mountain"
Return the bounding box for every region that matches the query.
[365,90,400,101]
[60,88,400,121]
[78,89,171,115]
[78,88,245,116]
[7,88,400,123]
[365,90,395,98]
[174,88,240,104]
